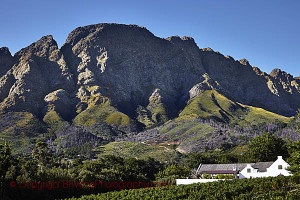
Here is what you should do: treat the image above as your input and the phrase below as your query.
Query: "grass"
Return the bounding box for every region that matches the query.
[0,112,47,155]
[179,90,291,126]
[43,110,66,127]
[105,112,132,127]
[230,145,248,155]
[160,121,214,141]
[74,104,133,128]
[136,106,155,127]
[74,87,134,128]
[147,103,169,123]
[95,141,180,164]
[136,101,170,128]
[0,112,43,136]
[240,103,290,125]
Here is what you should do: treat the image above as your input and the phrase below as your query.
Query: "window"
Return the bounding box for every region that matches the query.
[278,165,283,170]
[247,168,251,173]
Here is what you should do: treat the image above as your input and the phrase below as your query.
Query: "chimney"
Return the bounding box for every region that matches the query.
[278,156,282,160]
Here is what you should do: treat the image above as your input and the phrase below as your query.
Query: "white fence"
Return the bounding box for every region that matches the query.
[176,179,230,185]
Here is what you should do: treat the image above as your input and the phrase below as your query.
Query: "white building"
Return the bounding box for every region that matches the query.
[239,156,291,179]
[177,156,291,185]
[197,156,291,179]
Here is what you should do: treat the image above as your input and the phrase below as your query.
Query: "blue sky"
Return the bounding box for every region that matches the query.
[1,0,299,76]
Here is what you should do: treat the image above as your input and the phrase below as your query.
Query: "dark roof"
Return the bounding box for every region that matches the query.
[197,161,275,174]
[252,162,273,172]
[200,170,238,174]
[197,163,254,174]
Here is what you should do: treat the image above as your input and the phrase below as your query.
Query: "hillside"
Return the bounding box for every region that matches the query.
[179,90,290,125]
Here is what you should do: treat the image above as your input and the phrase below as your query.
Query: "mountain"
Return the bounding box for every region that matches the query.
[0,23,299,156]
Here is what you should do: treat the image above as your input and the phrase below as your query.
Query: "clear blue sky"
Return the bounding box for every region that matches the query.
[1,0,299,76]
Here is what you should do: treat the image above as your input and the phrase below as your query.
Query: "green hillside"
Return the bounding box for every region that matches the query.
[95,141,180,164]
[73,90,136,135]
[179,90,291,125]
[0,112,45,154]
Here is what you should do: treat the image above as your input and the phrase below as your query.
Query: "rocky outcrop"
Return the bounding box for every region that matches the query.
[44,89,72,120]
[0,23,299,131]
[200,47,298,116]
[61,24,205,108]
[189,73,221,99]
[136,88,176,127]
[0,47,13,77]
[0,36,75,116]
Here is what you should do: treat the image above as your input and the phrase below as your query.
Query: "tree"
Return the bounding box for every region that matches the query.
[143,157,162,180]
[287,110,300,174]
[32,142,52,170]
[19,161,38,181]
[184,153,217,169]
[0,142,18,198]
[246,133,288,162]
[288,152,300,174]
[0,142,17,180]
[156,165,190,185]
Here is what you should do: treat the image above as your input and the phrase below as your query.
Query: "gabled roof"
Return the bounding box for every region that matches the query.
[197,163,254,174]
[197,156,287,175]
[197,161,274,174]
[252,162,273,172]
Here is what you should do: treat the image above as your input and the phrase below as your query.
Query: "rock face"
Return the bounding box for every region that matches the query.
[189,73,221,99]
[0,36,74,117]
[0,47,13,77]
[44,89,72,120]
[61,24,205,110]
[0,23,299,131]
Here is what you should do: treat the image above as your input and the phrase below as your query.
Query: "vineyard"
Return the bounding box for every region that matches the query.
[66,176,300,200]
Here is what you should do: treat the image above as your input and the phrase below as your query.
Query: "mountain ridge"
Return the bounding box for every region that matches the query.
[0,23,299,134]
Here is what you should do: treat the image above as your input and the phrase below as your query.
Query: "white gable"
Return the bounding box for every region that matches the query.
[266,156,291,176]
[239,156,292,179]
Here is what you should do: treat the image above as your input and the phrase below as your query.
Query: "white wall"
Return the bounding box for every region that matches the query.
[176,179,228,185]
[239,156,292,179]
[240,164,255,179]
[265,156,291,177]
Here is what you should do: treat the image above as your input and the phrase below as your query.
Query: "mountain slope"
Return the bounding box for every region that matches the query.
[120,90,292,154]
[179,90,290,125]
[0,23,299,155]
[1,23,300,122]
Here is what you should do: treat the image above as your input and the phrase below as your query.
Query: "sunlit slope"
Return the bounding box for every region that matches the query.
[0,112,45,154]
[179,90,290,125]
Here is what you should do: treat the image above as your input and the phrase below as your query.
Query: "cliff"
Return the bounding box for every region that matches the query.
[0,23,299,135]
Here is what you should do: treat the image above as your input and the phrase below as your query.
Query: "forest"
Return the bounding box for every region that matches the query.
[1,130,300,199]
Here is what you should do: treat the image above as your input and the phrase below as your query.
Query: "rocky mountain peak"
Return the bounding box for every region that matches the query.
[239,58,250,66]
[270,68,294,82]
[0,34,74,116]
[0,22,299,122]
[252,67,269,76]
[64,23,155,47]
[166,35,198,52]
[166,35,195,43]
[201,47,214,52]
[270,68,288,77]
[225,55,234,61]
[0,47,13,77]
[252,67,262,75]
[0,47,11,55]
[15,35,58,59]
[270,68,282,76]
